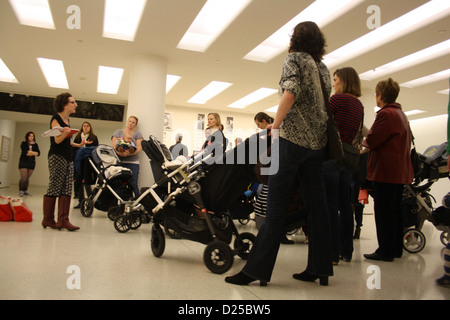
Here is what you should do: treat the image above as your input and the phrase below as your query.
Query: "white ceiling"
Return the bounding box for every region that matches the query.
[0,0,449,122]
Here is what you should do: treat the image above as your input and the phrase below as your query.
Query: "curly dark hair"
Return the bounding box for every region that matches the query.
[289,21,327,62]
[53,92,72,113]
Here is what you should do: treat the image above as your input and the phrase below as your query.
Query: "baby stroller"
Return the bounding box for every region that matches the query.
[402,142,449,253]
[135,133,270,274]
[78,145,135,219]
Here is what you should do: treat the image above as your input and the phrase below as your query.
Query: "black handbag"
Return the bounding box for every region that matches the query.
[317,66,344,162]
[341,114,364,171]
[341,142,360,171]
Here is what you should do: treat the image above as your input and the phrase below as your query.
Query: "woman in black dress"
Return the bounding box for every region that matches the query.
[18,131,40,196]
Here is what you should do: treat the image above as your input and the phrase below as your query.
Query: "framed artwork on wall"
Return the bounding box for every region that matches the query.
[1,135,11,161]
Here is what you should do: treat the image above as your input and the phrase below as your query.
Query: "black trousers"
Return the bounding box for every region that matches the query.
[373,182,404,258]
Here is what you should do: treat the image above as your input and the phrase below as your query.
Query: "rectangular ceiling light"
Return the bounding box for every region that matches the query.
[324,0,450,68]
[166,75,181,93]
[103,0,147,41]
[401,69,450,88]
[228,88,277,109]
[188,81,233,104]
[405,110,426,116]
[9,0,55,29]
[37,58,69,89]
[265,105,278,113]
[97,66,124,94]
[360,40,450,81]
[177,0,252,52]
[244,0,363,63]
[0,58,18,83]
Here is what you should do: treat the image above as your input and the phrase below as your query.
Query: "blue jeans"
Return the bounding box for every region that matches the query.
[243,137,333,282]
[322,160,354,261]
[121,163,140,196]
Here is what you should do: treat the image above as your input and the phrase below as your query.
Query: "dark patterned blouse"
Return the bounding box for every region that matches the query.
[278,52,331,150]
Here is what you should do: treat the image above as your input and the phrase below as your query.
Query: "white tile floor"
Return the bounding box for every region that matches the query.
[0,185,449,300]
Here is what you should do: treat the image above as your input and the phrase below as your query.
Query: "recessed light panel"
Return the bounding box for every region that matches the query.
[188,81,233,104]
[9,0,55,29]
[360,40,450,81]
[404,109,426,116]
[228,88,277,109]
[97,66,124,94]
[103,0,147,41]
[37,58,69,89]
[177,0,252,52]
[401,69,450,88]
[0,58,18,83]
[166,75,181,93]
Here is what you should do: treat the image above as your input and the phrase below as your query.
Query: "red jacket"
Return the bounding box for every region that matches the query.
[364,103,414,185]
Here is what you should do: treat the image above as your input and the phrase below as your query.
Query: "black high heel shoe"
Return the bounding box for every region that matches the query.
[225,271,267,286]
[293,271,328,286]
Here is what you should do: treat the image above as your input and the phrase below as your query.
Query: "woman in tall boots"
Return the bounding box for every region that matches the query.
[42,92,85,231]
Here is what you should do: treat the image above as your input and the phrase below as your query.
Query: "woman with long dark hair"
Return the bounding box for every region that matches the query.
[18,131,40,196]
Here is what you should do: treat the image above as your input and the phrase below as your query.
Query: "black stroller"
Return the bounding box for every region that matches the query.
[78,145,135,219]
[136,133,271,274]
[402,142,449,253]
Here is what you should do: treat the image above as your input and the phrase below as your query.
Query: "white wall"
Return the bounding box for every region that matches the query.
[0,118,16,188]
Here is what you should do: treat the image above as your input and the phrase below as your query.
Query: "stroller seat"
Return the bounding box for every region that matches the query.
[164,155,187,170]
[104,165,133,180]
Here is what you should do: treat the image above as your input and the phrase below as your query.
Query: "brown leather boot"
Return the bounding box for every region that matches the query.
[42,196,57,229]
[56,195,80,231]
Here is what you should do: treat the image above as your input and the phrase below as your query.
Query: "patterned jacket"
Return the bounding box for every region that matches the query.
[278,52,330,150]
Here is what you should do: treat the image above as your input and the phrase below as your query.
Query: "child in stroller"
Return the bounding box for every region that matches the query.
[77,145,136,219]
[135,132,271,274]
[402,142,449,253]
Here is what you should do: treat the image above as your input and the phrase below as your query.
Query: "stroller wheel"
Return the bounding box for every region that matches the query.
[403,228,426,253]
[440,231,449,246]
[203,240,234,274]
[129,213,143,230]
[114,214,130,233]
[107,206,123,221]
[151,225,165,257]
[233,232,256,260]
[80,198,94,217]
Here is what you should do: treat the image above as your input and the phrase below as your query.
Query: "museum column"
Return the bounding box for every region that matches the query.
[128,54,167,188]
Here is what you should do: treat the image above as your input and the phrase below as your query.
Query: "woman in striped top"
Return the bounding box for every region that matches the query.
[322,67,364,264]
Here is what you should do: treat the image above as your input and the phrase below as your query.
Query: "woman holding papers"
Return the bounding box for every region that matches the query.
[42,92,84,231]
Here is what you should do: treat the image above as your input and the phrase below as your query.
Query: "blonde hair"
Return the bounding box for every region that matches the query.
[208,113,222,128]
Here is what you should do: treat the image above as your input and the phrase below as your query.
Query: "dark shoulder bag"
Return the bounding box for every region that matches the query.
[341,114,364,171]
[317,66,344,162]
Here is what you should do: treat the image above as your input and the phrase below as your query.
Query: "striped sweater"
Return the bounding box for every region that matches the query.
[329,93,364,145]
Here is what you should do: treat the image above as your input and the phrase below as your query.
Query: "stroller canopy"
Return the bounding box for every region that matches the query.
[92,145,120,167]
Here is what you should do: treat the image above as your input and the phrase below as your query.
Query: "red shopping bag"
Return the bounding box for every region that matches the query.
[0,196,13,221]
[10,198,33,222]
